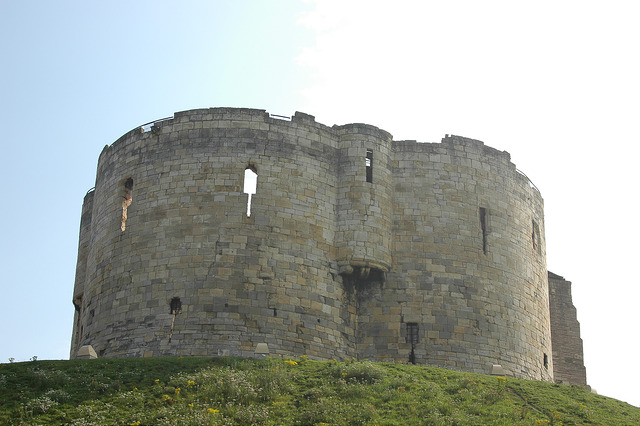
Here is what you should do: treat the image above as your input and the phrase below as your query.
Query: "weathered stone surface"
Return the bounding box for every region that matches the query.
[69,107,585,383]
[548,272,588,386]
[76,345,97,359]
[491,364,507,376]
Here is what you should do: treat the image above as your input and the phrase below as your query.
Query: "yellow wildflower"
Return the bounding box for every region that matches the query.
[299,355,308,360]
[188,403,194,408]
[154,379,160,383]
[130,421,140,426]
[284,360,298,365]
[187,380,195,387]
[175,387,181,395]
[208,408,220,414]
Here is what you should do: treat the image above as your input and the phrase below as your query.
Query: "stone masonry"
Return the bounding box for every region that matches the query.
[548,272,588,386]
[70,107,587,384]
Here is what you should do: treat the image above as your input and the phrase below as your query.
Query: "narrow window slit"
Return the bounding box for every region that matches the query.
[121,178,133,232]
[72,296,83,353]
[543,353,549,369]
[243,166,257,217]
[532,220,541,255]
[479,207,488,254]
[169,297,182,343]
[365,149,373,183]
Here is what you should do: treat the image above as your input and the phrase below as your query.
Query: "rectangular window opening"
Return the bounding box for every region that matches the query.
[365,149,373,183]
[406,322,419,344]
[479,207,488,254]
[243,167,257,217]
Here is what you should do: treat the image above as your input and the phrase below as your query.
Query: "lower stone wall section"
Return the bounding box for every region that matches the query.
[548,272,587,386]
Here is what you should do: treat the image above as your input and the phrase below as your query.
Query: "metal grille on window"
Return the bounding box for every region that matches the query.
[406,322,419,344]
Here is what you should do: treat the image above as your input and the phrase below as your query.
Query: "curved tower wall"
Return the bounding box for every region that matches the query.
[363,135,551,381]
[335,124,393,275]
[77,108,356,359]
[72,108,553,381]
[70,189,94,356]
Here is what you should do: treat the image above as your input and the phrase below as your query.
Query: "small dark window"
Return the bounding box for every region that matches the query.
[365,150,373,183]
[168,297,182,343]
[543,353,549,369]
[170,297,182,315]
[406,322,419,344]
[479,207,488,254]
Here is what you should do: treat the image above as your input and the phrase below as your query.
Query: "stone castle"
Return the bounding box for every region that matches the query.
[71,107,586,385]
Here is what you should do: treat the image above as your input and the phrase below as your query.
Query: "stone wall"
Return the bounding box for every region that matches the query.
[353,136,552,381]
[548,272,587,385]
[71,107,559,381]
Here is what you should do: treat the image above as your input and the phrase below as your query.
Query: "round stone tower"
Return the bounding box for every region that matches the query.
[71,108,553,382]
[335,123,393,280]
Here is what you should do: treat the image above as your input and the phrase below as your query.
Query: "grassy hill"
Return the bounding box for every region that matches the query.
[1,356,637,425]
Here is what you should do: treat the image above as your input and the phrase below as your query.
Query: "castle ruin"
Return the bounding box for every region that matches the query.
[71,107,587,385]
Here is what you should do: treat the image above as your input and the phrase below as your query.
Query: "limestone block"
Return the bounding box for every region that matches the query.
[76,345,98,359]
[255,343,270,354]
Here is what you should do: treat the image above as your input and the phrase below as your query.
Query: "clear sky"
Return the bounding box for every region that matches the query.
[1,0,638,407]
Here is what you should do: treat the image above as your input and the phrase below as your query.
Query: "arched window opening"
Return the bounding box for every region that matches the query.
[121,178,133,232]
[243,166,257,217]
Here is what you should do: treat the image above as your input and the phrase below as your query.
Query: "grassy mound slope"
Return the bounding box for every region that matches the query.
[1,357,637,425]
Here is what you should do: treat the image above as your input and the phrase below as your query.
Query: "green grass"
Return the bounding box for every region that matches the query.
[1,356,637,425]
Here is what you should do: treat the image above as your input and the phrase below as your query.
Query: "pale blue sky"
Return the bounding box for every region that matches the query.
[1,0,639,407]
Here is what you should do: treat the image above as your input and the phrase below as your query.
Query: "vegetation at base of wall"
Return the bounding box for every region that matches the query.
[0,357,637,426]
